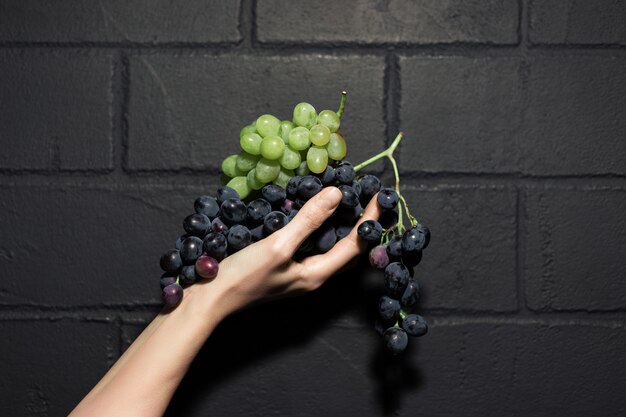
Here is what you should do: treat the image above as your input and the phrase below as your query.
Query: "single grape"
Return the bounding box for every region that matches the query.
[288,126,311,151]
[263,211,287,235]
[295,160,311,176]
[250,224,265,241]
[279,120,295,143]
[179,236,203,265]
[261,184,287,206]
[317,109,340,132]
[351,179,362,196]
[306,146,329,174]
[162,283,183,307]
[247,168,265,190]
[335,225,352,240]
[222,154,246,178]
[194,196,219,219]
[195,255,219,280]
[384,262,410,297]
[358,174,382,201]
[326,132,347,160]
[240,132,263,155]
[260,135,286,160]
[379,296,401,321]
[338,185,359,208]
[247,198,272,225]
[314,223,337,253]
[182,213,211,237]
[239,124,257,139]
[386,235,403,258]
[317,166,336,185]
[216,186,239,205]
[279,145,302,170]
[297,175,323,199]
[227,225,252,251]
[211,218,229,235]
[335,161,355,184]
[272,168,294,189]
[235,151,260,173]
[384,327,408,355]
[179,264,197,285]
[255,158,280,183]
[256,114,281,137]
[203,232,227,261]
[286,176,302,198]
[220,198,247,225]
[357,220,383,242]
[402,314,428,337]
[160,275,177,290]
[226,176,251,200]
[293,102,317,128]
[160,249,182,273]
[369,245,390,269]
[377,188,398,210]
[309,124,331,146]
[401,279,420,307]
[402,224,430,251]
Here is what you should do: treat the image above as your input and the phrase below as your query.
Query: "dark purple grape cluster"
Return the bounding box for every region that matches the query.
[358,189,431,355]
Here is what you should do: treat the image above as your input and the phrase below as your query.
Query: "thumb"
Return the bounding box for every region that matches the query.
[273,186,342,255]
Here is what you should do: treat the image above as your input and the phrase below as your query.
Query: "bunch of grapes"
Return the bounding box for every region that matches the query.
[157,93,430,354]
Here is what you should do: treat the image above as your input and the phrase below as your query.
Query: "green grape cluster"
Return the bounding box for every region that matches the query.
[221,100,347,199]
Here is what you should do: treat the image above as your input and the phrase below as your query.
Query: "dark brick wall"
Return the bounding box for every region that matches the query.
[1,1,624,416]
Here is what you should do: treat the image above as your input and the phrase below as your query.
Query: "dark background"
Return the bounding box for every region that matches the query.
[1,1,625,416]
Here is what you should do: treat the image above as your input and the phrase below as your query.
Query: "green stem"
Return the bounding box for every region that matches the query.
[353,132,403,173]
[337,91,347,118]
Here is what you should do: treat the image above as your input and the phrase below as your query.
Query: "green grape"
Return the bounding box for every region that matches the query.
[256,114,281,138]
[295,160,310,176]
[239,124,257,139]
[326,132,347,161]
[309,124,331,146]
[279,120,295,144]
[221,154,245,178]
[279,145,301,170]
[235,151,260,173]
[226,176,251,200]
[240,132,263,155]
[260,135,286,160]
[317,110,341,133]
[273,167,294,189]
[247,168,265,190]
[255,157,280,183]
[306,146,329,174]
[288,127,311,151]
[293,102,317,128]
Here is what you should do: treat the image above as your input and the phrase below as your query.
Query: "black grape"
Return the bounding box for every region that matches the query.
[401,314,428,337]
[202,232,227,261]
[339,185,359,208]
[179,264,198,285]
[247,199,272,225]
[318,166,336,185]
[183,213,211,237]
[314,223,337,253]
[286,176,303,198]
[261,184,286,206]
[297,175,322,199]
[335,161,355,184]
[264,211,287,235]
[160,249,182,273]
[384,327,408,355]
[216,186,239,205]
[402,224,430,251]
[386,235,403,258]
[211,217,229,235]
[162,283,183,307]
[401,279,420,307]
[179,236,203,265]
[227,225,252,251]
[194,196,220,219]
[220,198,247,225]
[359,174,381,200]
[377,188,398,210]
[378,296,401,321]
[357,220,382,242]
[384,262,410,297]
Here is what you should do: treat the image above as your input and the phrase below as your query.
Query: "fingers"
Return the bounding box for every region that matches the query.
[271,187,342,255]
[299,193,382,284]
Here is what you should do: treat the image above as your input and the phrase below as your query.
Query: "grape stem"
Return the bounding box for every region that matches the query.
[337,91,347,119]
[353,132,418,234]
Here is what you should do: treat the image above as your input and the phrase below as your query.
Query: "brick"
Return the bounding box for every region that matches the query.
[0,320,116,416]
[530,0,626,45]
[0,0,240,43]
[524,189,626,311]
[127,54,385,171]
[0,183,217,305]
[257,0,519,45]
[403,186,518,311]
[522,56,626,175]
[125,320,626,416]
[0,50,113,171]
[399,57,522,173]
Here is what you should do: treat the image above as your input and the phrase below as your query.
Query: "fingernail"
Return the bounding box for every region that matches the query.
[320,187,342,210]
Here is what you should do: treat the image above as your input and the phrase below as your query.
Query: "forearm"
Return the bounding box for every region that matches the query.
[70,283,226,417]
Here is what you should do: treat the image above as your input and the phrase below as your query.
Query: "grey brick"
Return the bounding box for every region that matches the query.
[399,57,522,173]
[403,186,518,311]
[0,183,217,305]
[0,50,113,171]
[522,56,626,175]
[257,0,519,45]
[0,320,116,416]
[530,0,626,45]
[524,189,626,311]
[127,54,385,171]
[0,0,240,43]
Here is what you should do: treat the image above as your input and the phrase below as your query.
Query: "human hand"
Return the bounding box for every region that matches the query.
[190,186,381,318]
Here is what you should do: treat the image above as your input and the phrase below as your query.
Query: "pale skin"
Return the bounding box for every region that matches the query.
[69,186,382,417]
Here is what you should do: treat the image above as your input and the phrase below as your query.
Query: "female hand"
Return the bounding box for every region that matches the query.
[189,186,382,318]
